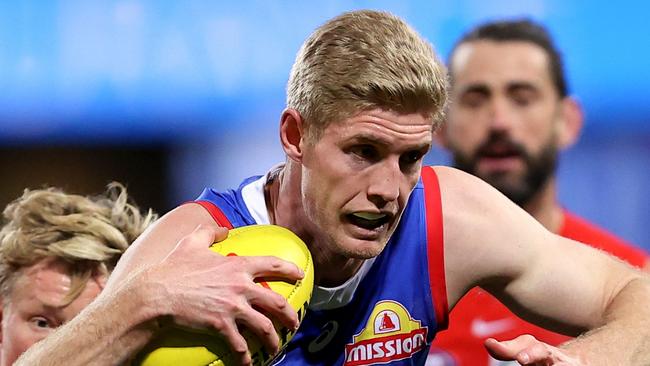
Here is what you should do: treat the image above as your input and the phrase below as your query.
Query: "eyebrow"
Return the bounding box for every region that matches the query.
[458,81,540,95]
[19,301,67,321]
[29,301,66,313]
[346,134,431,152]
[458,84,490,96]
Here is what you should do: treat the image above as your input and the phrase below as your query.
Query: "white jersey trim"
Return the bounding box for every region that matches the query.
[309,258,375,310]
[241,173,271,225]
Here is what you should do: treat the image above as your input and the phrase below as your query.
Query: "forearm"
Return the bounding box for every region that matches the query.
[15,269,164,366]
[560,276,650,365]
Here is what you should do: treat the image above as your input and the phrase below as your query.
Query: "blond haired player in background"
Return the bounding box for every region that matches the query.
[428,19,649,366]
[16,10,650,366]
[0,183,156,365]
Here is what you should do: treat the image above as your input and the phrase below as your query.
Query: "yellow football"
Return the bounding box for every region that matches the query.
[133,225,314,366]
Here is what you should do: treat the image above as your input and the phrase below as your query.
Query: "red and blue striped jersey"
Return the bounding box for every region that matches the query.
[195,166,447,365]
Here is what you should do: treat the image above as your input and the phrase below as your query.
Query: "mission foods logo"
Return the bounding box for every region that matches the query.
[344,300,428,365]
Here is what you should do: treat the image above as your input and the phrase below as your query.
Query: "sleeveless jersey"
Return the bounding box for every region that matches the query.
[195,166,448,365]
[428,209,648,366]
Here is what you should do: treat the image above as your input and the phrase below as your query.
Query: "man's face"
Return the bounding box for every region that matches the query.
[444,40,563,205]
[0,258,105,366]
[300,108,432,259]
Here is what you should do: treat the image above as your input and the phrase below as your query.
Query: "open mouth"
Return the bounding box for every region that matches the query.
[346,212,391,230]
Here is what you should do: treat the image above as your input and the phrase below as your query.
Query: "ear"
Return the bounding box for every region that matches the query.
[557,96,584,149]
[280,108,306,162]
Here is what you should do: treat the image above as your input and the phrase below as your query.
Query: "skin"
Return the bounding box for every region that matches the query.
[276,108,433,286]
[437,164,650,365]
[0,258,105,366]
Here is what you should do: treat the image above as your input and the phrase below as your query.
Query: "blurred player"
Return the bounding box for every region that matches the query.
[429,19,649,365]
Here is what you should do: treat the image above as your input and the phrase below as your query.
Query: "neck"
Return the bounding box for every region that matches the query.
[267,161,365,287]
[522,176,565,234]
[304,243,366,287]
[267,162,303,233]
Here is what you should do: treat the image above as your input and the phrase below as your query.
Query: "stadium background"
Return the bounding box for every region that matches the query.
[1,0,648,250]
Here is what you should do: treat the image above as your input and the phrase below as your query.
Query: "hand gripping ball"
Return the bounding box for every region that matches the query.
[134,225,314,366]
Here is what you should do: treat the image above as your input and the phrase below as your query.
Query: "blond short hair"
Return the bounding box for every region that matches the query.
[0,182,157,304]
[287,10,448,141]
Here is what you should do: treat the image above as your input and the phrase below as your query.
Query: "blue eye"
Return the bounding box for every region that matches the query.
[31,317,52,329]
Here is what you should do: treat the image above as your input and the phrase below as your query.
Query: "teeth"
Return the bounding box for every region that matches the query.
[352,212,386,220]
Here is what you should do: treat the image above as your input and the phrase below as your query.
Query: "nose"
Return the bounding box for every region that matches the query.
[367,160,400,207]
[488,97,514,132]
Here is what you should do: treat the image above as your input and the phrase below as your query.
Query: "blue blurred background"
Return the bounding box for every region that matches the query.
[1,1,648,250]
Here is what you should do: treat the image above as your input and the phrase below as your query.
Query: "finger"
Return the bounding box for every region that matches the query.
[236,304,281,357]
[517,342,552,364]
[484,335,538,361]
[174,224,227,253]
[485,338,518,360]
[247,283,299,330]
[215,318,252,366]
[211,225,229,243]
[193,224,228,245]
[244,256,305,281]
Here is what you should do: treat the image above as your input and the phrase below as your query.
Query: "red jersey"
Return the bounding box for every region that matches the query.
[427,210,648,365]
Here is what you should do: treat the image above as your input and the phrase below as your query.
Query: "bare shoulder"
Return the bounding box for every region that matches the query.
[429,166,520,234]
[106,202,217,289]
[643,260,650,273]
[429,165,507,210]
[427,166,551,306]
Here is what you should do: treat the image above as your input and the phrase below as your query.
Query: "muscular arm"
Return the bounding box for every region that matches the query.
[105,203,218,290]
[435,166,650,365]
